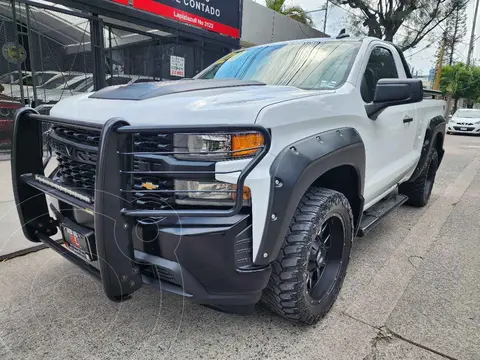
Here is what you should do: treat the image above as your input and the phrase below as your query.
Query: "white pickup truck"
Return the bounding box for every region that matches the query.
[12,36,446,325]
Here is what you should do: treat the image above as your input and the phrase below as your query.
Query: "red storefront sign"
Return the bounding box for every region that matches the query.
[113,0,241,38]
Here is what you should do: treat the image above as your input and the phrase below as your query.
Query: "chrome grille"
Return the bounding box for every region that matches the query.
[51,125,100,147]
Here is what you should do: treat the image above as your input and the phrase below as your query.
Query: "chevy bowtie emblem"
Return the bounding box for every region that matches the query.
[141,182,159,190]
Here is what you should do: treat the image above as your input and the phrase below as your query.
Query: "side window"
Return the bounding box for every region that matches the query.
[361,47,398,103]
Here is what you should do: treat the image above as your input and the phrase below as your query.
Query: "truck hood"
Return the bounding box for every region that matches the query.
[50,79,324,126]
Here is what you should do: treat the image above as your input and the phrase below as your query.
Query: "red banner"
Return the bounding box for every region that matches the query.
[113,0,240,38]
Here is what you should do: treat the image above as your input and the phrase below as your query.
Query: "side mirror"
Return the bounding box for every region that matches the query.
[365,78,423,120]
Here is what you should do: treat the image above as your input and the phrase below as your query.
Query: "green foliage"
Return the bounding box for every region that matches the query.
[440,63,480,109]
[265,0,313,26]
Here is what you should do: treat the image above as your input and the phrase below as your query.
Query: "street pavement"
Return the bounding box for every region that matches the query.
[0,134,479,359]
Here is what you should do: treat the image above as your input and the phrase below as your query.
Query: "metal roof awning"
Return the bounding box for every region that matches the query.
[0,0,196,54]
[1,0,238,50]
[0,0,91,47]
[34,0,239,49]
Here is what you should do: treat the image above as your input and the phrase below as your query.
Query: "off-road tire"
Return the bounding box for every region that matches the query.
[262,187,354,325]
[399,148,439,207]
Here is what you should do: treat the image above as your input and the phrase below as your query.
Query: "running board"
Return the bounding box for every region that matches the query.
[357,194,408,237]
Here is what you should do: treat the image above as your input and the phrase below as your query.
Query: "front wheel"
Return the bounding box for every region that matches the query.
[262,187,353,325]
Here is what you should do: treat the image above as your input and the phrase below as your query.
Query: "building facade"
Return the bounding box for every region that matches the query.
[0,0,328,104]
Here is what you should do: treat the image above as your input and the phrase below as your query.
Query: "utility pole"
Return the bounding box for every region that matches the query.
[323,0,328,33]
[434,34,446,90]
[467,0,480,66]
[304,1,328,33]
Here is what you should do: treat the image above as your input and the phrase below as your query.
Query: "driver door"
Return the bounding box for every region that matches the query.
[361,45,418,205]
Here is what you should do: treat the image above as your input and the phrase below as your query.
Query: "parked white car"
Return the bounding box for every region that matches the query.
[8,72,88,103]
[20,73,93,104]
[447,108,480,135]
[72,74,159,93]
[0,70,31,85]
[9,74,158,104]
[0,71,31,97]
[2,71,63,100]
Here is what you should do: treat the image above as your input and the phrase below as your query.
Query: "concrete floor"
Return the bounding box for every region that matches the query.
[0,134,479,359]
[0,158,59,259]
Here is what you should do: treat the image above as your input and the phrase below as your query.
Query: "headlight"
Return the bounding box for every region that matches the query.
[173,132,264,161]
[475,120,480,125]
[171,131,263,206]
[174,180,251,206]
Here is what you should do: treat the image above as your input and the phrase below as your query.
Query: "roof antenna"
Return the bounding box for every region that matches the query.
[336,29,350,39]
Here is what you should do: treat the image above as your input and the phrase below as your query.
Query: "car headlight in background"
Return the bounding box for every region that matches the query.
[173,132,264,160]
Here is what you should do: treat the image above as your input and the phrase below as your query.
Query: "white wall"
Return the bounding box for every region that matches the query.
[241,0,328,47]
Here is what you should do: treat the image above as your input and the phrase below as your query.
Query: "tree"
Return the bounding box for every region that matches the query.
[439,63,478,113]
[331,0,468,51]
[465,66,480,107]
[265,0,314,26]
[444,6,467,65]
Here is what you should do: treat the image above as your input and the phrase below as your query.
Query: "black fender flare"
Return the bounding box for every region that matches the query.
[407,116,446,183]
[254,128,365,265]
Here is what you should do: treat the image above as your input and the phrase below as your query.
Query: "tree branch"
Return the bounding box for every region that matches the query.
[401,0,460,50]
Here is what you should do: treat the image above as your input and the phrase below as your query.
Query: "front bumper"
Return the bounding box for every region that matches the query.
[447,123,480,134]
[11,108,271,308]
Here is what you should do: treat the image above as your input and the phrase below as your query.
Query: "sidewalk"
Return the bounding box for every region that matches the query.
[0,159,59,260]
[0,135,479,359]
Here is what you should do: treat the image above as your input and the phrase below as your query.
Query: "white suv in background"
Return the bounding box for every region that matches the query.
[447,109,480,135]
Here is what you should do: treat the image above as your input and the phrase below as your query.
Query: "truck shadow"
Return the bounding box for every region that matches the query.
[14,255,330,358]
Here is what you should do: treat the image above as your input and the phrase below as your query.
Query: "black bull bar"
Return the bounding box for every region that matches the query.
[11,108,271,301]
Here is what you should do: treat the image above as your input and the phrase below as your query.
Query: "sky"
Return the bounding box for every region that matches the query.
[254,0,480,75]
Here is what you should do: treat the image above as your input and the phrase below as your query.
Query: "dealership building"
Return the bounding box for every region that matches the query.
[0,0,327,106]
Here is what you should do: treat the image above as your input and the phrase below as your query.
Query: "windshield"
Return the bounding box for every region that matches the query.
[74,78,94,92]
[196,41,361,90]
[19,73,58,86]
[38,74,81,89]
[0,71,28,84]
[63,77,91,91]
[73,75,132,92]
[453,109,480,118]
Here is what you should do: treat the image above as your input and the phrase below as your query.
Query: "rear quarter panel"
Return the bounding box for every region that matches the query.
[406,98,447,178]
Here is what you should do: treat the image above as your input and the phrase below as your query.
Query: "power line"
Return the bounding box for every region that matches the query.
[405,44,433,58]
[327,1,362,20]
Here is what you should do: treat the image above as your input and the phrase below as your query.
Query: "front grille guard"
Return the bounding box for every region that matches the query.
[11,108,271,301]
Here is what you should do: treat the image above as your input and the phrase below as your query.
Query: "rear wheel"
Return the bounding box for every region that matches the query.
[400,148,439,207]
[262,188,353,325]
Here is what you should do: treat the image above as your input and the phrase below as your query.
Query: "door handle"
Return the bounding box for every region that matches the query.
[403,116,414,123]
